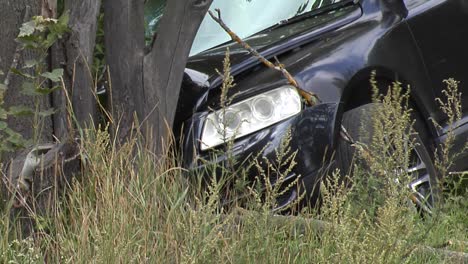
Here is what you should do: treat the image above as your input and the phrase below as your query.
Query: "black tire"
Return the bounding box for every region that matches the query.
[335,103,441,214]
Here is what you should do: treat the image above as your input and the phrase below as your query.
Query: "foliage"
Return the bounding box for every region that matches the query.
[0,13,69,155]
[17,14,69,51]
[433,79,468,181]
[1,63,467,263]
[92,8,106,87]
[0,75,28,153]
[0,237,41,263]
[1,49,466,262]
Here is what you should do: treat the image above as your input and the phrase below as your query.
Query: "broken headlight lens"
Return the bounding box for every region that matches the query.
[200,86,302,150]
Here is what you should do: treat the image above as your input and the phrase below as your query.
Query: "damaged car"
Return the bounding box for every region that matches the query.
[145,0,468,213]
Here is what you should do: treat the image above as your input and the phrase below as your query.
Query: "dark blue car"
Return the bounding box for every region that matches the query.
[146,0,468,213]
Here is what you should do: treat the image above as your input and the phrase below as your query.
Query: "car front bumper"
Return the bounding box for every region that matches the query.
[181,102,340,209]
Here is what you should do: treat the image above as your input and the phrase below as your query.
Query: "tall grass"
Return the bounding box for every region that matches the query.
[1,75,466,263]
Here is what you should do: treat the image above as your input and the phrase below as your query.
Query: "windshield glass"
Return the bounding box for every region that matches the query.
[145,0,345,55]
[191,0,344,55]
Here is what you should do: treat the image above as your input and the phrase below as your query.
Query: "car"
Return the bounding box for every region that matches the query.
[146,0,468,212]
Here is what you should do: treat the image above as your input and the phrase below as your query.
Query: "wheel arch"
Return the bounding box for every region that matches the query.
[334,65,438,150]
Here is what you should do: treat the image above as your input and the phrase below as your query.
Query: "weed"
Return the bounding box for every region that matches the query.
[0,61,466,263]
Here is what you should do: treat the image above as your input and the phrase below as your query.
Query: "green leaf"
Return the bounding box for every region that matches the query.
[18,20,36,37]
[8,105,33,116]
[20,82,38,96]
[0,108,8,119]
[16,34,41,49]
[38,108,56,117]
[43,33,60,49]
[35,216,50,231]
[95,44,103,54]
[4,127,25,143]
[0,84,6,104]
[0,121,7,130]
[10,68,34,79]
[24,59,38,69]
[0,143,16,152]
[35,87,55,95]
[7,135,26,148]
[48,11,70,40]
[0,69,4,75]
[58,11,70,29]
[41,68,63,82]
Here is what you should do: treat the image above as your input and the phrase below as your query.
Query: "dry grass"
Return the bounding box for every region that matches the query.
[1,70,466,263]
[1,121,465,263]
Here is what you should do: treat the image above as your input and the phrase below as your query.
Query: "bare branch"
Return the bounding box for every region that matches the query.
[208,9,320,106]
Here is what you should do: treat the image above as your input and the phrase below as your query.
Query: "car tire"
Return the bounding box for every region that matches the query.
[335,103,441,215]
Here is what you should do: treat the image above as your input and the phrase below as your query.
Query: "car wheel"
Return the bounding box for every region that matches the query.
[335,103,441,215]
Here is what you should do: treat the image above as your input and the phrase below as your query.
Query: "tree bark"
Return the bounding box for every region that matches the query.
[143,0,214,154]
[103,0,145,143]
[51,0,101,139]
[104,0,213,155]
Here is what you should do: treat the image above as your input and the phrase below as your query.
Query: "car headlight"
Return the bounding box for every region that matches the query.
[200,85,302,150]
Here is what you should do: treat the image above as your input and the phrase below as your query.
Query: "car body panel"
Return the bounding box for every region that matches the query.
[174,0,468,206]
[402,0,468,166]
[404,0,468,123]
[177,3,363,123]
[181,102,339,208]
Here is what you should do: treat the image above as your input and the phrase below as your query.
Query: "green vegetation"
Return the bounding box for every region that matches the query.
[1,27,466,264]
[144,0,166,42]
[0,13,69,155]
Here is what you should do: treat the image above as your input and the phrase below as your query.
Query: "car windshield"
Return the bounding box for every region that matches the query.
[191,0,345,55]
[145,0,345,55]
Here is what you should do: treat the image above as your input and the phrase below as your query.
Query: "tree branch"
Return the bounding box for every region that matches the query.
[208,9,320,106]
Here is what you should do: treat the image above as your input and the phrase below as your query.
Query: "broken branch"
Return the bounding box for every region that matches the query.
[208,9,320,106]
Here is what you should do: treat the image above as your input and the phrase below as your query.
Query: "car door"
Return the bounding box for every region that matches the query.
[403,0,468,127]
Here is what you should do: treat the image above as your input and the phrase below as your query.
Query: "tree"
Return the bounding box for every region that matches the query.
[0,0,53,162]
[0,0,213,157]
[51,0,101,139]
[104,0,213,154]
[0,0,214,235]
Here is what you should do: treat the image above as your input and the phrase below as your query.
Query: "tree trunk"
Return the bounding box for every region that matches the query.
[103,0,145,144]
[51,0,101,139]
[143,0,214,154]
[104,0,213,155]
[1,0,100,237]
